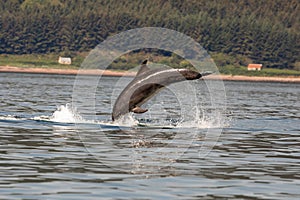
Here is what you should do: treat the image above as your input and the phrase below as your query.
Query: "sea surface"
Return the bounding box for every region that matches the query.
[0,73,299,200]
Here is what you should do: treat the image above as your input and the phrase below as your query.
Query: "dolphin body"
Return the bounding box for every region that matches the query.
[112,60,212,121]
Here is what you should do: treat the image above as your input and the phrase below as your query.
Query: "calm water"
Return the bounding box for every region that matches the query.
[0,73,299,200]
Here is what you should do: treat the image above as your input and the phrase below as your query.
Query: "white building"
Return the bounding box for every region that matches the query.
[58,56,72,65]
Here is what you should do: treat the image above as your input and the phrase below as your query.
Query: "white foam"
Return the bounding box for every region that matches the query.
[113,113,139,127]
[32,104,87,123]
[50,104,86,123]
[1,103,227,129]
[177,108,227,129]
[0,115,23,121]
[31,103,135,126]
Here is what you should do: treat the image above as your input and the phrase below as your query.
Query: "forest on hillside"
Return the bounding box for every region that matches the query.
[0,0,299,69]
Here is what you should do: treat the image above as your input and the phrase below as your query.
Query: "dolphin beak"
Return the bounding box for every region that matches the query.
[201,71,214,77]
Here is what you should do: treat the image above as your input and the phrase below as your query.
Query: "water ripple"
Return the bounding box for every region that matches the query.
[0,74,299,199]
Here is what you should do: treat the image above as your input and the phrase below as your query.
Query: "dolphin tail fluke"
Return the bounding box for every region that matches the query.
[132,106,148,114]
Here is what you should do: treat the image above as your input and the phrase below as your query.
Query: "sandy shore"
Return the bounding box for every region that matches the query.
[0,66,136,77]
[204,74,300,83]
[1,65,300,83]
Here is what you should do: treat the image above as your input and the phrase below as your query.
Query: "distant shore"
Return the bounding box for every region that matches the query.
[0,66,136,77]
[1,65,300,83]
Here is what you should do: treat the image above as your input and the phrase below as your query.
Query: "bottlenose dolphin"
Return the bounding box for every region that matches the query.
[112,60,212,121]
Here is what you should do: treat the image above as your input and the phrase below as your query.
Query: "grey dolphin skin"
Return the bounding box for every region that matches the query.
[112,60,212,121]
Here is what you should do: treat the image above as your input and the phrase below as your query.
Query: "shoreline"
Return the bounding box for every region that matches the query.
[0,66,136,77]
[1,65,300,83]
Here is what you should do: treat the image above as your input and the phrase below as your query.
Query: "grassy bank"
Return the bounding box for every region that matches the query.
[0,53,85,69]
[1,53,300,77]
[219,65,300,77]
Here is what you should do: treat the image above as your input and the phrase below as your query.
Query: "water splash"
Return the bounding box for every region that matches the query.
[32,103,137,127]
[177,106,227,129]
[50,104,85,123]
[31,103,87,123]
[113,113,139,127]
[1,103,227,129]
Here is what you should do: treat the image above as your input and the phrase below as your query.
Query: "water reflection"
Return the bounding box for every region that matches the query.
[77,125,201,174]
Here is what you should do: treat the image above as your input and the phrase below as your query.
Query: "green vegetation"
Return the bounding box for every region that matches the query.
[0,53,85,69]
[1,52,300,77]
[219,65,300,77]
[108,50,195,70]
[0,0,299,73]
[0,50,191,70]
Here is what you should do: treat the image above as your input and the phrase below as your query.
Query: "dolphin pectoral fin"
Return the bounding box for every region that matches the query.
[132,107,148,114]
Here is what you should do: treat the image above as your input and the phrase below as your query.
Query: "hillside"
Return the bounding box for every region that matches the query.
[0,0,299,69]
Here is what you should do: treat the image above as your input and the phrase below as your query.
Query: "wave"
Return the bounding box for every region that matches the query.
[0,115,25,121]
[0,103,227,129]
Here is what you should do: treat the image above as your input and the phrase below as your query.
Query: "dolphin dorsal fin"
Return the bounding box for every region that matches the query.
[136,60,150,76]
